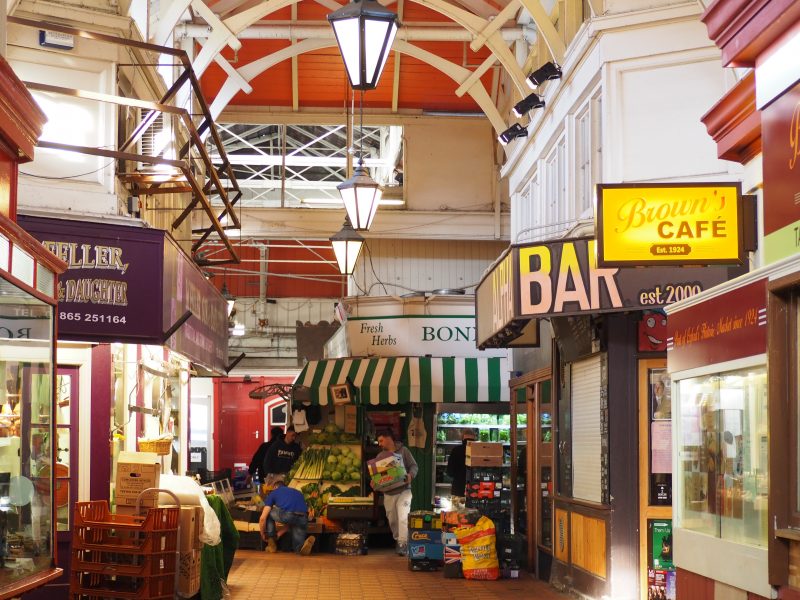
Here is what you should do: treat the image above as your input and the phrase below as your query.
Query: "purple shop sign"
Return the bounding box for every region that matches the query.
[18,215,228,373]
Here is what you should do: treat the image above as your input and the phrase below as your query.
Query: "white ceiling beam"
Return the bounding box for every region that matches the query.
[393,39,506,135]
[178,23,526,42]
[451,0,497,19]
[190,0,242,50]
[291,3,299,112]
[455,53,497,97]
[469,0,519,52]
[212,154,390,167]
[193,206,510,240]
[515,0,566,64]
[586,0,603,16]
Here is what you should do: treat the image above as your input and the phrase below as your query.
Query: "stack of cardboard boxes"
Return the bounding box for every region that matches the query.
[115,451,161,516]
[114,451,204,598]
[177,506,203,597]
[463,443,510,535]
[465,442,504,468]
[408,511,444,571]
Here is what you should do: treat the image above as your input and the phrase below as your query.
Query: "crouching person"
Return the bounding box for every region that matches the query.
[258,475,315,555]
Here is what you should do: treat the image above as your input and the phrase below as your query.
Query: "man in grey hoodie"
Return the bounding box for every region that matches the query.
[373,429,418,555]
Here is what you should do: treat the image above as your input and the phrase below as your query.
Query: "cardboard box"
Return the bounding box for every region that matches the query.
[367,454,401,475]
[466,442,503,457]
[408,529,442,544]
[177,550,201,598]
[178,506,204,551]
[466,455,503,467]
[408,540,444,561]
[368,453,407,492]
[115,451,161,509]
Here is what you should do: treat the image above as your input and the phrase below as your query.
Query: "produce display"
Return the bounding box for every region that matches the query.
[287,423,365,521]
[291,447,329,480]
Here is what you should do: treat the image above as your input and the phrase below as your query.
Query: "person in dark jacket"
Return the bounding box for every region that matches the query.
[248,426,285,483]
[446,431,476,497]
[262,426,302,476]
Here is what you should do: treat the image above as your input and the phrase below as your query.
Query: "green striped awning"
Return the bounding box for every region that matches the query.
[294,357,510,405]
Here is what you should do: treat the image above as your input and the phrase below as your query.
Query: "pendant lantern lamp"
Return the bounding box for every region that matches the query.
[337,158,383,231]
[327,0,400,91]
[330,218,365,275]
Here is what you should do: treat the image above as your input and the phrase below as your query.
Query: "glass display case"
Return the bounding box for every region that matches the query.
[433,406,515,499]
[676,366,768,547]
[0,278,55,588]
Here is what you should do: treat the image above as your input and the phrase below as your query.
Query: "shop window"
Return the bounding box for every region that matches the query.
[0,278,54,585]
[676,367,768,546]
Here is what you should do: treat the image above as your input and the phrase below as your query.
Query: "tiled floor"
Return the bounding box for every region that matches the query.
[226,548,569,599]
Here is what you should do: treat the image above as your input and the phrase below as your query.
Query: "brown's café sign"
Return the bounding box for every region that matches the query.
[596,183,744,267]
[476,237,743,349]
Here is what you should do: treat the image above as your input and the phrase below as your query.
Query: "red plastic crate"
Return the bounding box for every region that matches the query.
[71,501,179,555]
[70,570,175,599]
[72,548,177,577]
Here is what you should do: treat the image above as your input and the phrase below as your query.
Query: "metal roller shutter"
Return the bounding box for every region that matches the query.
[571,354,602,503]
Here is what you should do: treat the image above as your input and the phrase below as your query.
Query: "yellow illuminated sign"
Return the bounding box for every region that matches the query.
[596,183,743,266]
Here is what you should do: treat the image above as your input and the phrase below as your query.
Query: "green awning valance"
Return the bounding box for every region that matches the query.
[295,357,510,406]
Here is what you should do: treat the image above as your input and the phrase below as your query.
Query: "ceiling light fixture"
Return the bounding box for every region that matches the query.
[513,93,545,117]
[336,155,382,230]
[330,217,365,275]
[327,0,400,91]
[497,123,529,146]
[527,61,562,88]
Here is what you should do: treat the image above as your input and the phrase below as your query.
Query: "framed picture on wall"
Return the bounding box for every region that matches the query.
[329,383,351,405]
[650,369,671,420]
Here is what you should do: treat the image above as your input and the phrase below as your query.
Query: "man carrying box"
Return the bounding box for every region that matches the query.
[370,430,418,556]
[258,475,316,556]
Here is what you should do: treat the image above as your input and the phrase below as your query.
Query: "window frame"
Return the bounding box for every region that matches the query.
[766,273,800,586]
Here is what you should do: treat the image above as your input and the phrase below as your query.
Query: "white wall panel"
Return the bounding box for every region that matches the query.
[617,58,728,182]
[351,239,507,296]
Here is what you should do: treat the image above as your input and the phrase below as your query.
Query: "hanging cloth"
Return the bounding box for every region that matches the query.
[407,405,427,449]
[292,408,309,433]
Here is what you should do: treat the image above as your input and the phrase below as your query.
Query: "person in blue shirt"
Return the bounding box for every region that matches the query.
[258,475,315,555]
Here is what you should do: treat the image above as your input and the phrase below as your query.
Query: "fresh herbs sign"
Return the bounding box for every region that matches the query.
[596,183,744,266]
[345,315,506,358]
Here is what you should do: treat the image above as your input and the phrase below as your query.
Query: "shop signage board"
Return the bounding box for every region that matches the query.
[475,250,541,350]
[163,236,229,373]
[596,183,744,266]
[665,278,767,374]
[762,81,800,264]
[18,215,228,373]
[481,237,743,323]
[345,314,507,358]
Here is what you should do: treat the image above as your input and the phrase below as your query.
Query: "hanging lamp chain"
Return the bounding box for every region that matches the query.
[359,89,365,169]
